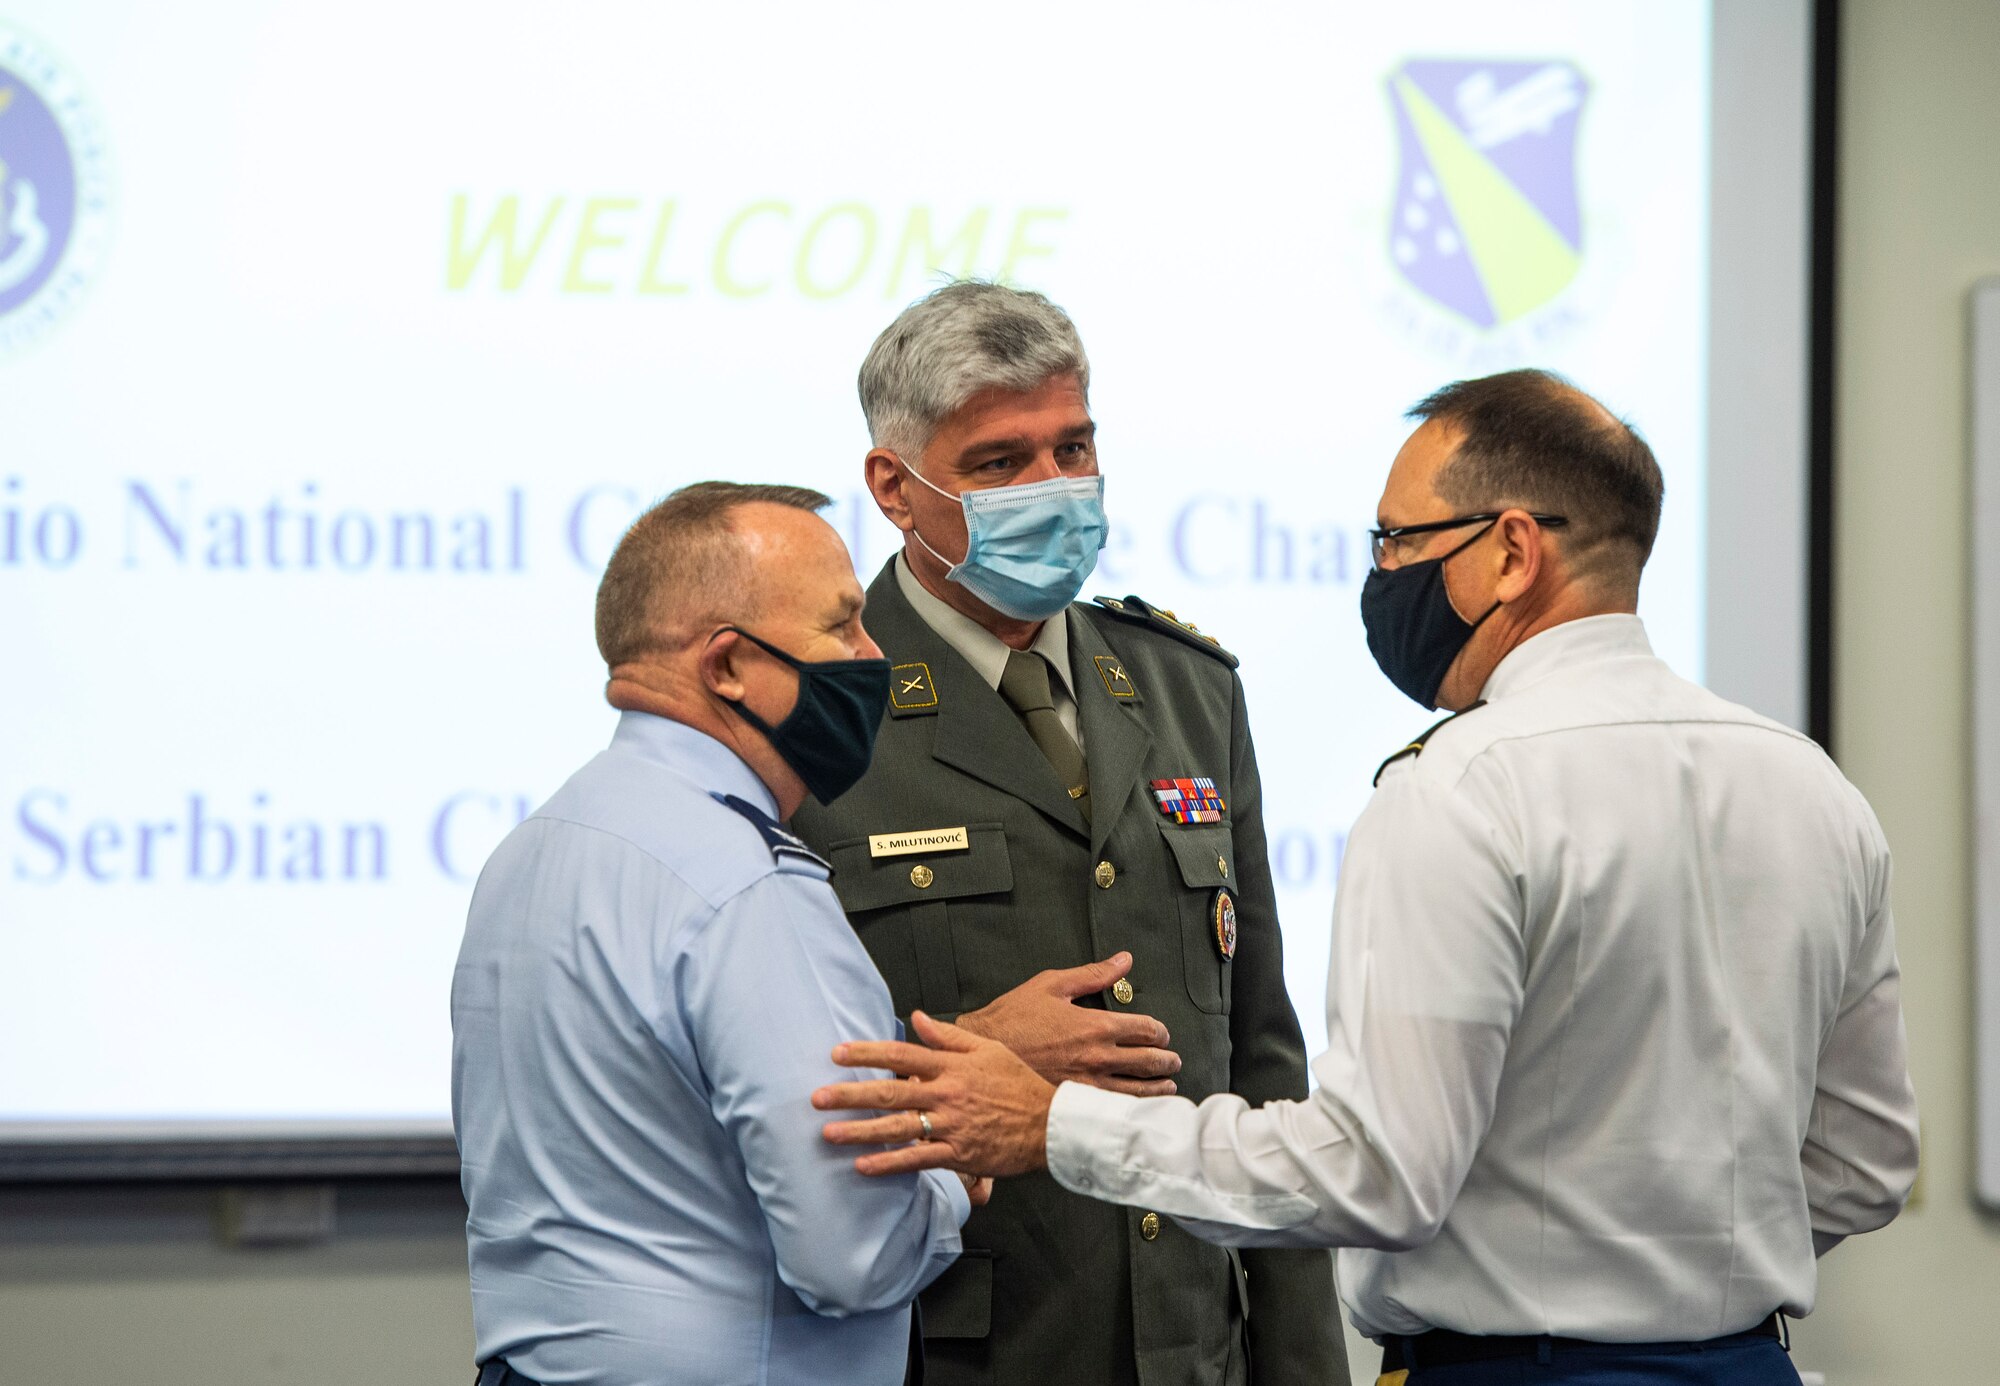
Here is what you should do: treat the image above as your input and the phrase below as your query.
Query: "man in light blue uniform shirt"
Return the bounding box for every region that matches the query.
[453,481,975,1386]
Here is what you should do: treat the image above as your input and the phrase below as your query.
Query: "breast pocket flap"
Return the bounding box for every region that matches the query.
[1157,821,1235,888]
[826,823,1012,913]
[919,1247,992,1339]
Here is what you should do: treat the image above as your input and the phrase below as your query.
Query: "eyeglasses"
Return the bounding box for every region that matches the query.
[1368,512,1568,570]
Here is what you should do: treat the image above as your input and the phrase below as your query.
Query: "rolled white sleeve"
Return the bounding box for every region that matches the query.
[1049,768,1524,1250]
[1802,841,1920,1251]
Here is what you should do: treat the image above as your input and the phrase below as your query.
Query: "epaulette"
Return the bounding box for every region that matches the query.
[709,792,832,874]
[1372,700,1487,786]
[1091,594,1239,668]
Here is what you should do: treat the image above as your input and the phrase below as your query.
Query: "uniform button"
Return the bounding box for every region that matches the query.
[1112,977,1135,1005]
[910,864,934,888]
[1217,856,1228,878]
[1140,1212,1160,1241]
[1094,860,1116,889]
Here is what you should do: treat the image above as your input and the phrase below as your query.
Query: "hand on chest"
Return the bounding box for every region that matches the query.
[816,745,1243,1033]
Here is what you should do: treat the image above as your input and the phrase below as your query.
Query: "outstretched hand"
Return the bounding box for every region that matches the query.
[954,952,1180,1097]
[813,1011,1057,1179]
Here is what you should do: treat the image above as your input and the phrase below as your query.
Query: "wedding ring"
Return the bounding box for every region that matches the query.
[917,1112,934,1142]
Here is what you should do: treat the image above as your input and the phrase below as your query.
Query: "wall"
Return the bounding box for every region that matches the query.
[0,1183,472,1384]
[1790,0,2000,1382]
[4,3,1999,1381]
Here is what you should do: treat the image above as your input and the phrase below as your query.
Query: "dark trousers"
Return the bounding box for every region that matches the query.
[474,1308,926,1386]
[1381,1332,1797,1385]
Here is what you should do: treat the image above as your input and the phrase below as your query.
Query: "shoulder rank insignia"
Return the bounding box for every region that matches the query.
[1151,776,1225,823]
[710,791,832,873]
[1091,594,1239,669]
[1371,701,1487,787]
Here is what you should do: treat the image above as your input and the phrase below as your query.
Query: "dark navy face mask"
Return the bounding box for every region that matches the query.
[718,627,891,805]
[1358,521,1501,710]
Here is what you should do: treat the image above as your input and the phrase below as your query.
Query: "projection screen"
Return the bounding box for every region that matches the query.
[0,0,1821,1178]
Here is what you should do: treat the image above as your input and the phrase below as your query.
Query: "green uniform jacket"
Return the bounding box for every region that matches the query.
[791,561,1346,1386]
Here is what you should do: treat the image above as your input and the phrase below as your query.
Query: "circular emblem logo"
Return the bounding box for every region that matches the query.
[0,24,110,353]
[1211,888,1237,962]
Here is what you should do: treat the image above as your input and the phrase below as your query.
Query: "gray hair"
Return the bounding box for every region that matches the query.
[858,280,1091,462]
[595,481,831,667]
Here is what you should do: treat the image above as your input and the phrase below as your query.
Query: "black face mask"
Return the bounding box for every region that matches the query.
[718,627,891,806]
[1359,522,1501,710]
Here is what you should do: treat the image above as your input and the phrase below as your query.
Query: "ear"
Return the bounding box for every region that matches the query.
[698,628,749,702]
[865,449,915,533]
[1492,509,1546,604]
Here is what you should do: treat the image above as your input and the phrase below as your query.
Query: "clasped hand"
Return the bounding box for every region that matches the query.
[813,1010,1056,1178]
[812,952,1179,1181]
[954,951,1180,1097]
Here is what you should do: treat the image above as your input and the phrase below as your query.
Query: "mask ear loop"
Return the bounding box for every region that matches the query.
[1437,517,1505,629]
[718,624,803,669]
[893,453,970,570]
[706,626,793,737]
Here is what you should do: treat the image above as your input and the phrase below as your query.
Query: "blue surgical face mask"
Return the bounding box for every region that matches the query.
[901,458,1109,621]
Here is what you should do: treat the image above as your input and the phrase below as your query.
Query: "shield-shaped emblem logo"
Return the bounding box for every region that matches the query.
[1386,59,1588,329]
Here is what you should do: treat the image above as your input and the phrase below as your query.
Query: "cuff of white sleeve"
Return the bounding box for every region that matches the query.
[1046,1080,1143,1199]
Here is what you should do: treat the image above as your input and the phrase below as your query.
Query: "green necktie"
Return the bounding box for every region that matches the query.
[999,650,1090,823]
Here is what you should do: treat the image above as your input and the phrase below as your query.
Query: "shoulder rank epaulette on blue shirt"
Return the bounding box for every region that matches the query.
[1091,594,1239,669]
[1372,700,1487,787]
[710,792,832,875]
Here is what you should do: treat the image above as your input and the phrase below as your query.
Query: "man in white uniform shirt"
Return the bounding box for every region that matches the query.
[812,370,1921,1386]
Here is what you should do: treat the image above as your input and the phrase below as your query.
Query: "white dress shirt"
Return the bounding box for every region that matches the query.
[453,712,966,1386]
[893,553,1083,747]
[1046,614,1918,1342]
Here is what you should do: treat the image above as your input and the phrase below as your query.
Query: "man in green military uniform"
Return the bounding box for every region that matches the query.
[790,282,1344,1386]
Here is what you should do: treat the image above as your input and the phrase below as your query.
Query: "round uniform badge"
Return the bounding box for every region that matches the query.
[1211,888,1237,961]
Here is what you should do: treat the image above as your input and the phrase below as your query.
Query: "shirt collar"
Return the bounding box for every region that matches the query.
[1479,613,1655,704]
[893,552,1078,701]
[609,709,778,817]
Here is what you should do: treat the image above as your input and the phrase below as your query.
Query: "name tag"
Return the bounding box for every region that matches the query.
[868,826,970,858]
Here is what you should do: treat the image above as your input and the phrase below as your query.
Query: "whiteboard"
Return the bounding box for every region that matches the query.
[1973,276,2000,1208]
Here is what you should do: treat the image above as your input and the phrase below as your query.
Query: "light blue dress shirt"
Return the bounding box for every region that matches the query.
[452,711,967,1386]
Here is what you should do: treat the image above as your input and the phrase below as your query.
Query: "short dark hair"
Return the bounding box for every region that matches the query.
[1408,369,1664,584]
[594,481,831,667]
